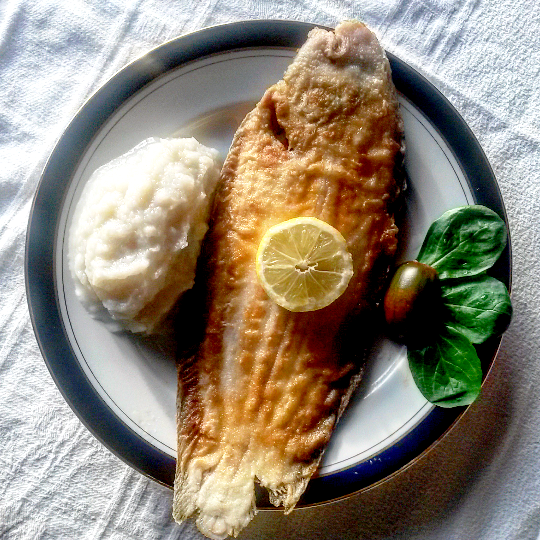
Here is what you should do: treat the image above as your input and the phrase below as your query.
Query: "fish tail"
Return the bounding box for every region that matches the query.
[173,443,257,539]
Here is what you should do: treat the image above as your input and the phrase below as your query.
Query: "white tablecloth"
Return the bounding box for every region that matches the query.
[2,0,539,538]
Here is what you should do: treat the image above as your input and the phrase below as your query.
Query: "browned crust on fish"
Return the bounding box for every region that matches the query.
[173,21,404,539]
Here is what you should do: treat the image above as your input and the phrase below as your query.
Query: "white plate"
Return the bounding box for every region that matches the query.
[26,21,511,505]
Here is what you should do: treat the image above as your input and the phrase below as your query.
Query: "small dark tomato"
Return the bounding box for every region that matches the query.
[384,261,442,346]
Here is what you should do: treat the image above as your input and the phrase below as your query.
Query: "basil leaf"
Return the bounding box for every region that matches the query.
[417,205,507,280]
[408,326,482,407]
[441,276,512,344]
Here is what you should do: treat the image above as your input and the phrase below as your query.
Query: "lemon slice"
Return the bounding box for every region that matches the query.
[256,217,353,312]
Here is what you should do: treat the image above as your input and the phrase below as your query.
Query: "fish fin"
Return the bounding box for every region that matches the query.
[173,445,257,539]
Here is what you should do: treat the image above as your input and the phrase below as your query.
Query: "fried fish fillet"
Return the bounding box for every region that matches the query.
[173,21,404,539]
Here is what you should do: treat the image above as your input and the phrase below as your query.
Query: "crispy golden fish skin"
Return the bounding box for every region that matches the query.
[173,21,404,539]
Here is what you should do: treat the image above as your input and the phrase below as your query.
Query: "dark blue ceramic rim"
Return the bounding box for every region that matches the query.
[25,20,511,507]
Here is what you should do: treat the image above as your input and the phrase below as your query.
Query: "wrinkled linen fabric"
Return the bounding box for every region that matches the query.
[1,0,539,539]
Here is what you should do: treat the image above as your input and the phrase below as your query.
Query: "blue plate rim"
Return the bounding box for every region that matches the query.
[25,19,512,507]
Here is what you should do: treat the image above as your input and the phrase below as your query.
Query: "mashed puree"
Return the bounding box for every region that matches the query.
[68,137,220,333]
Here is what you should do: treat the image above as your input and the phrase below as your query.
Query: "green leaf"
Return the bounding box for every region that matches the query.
[417,205,507,280]
[408,326,482,407]
[441,276,512,344]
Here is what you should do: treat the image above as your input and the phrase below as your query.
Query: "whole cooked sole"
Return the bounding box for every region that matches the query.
[173,21,404,539]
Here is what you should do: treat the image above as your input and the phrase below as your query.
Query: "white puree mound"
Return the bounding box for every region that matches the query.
[68,137,221,334]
